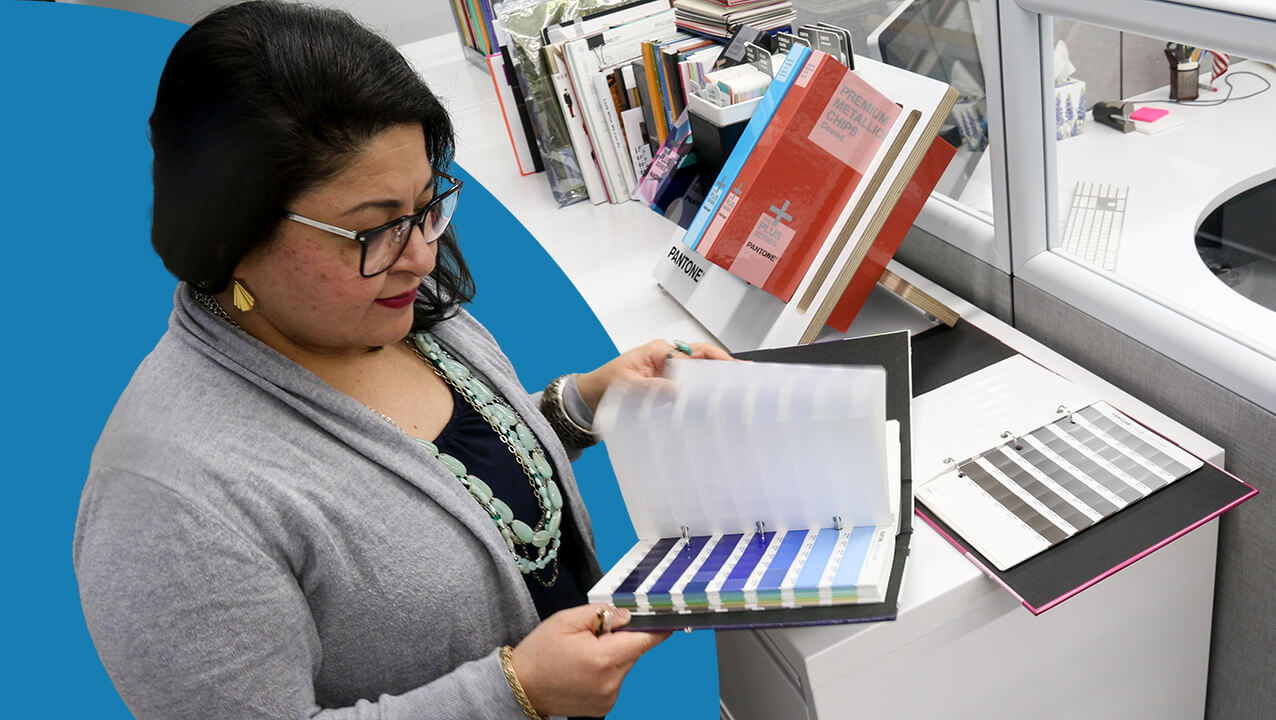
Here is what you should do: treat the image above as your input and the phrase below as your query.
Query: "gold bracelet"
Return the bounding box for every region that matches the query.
[499,645,548,720]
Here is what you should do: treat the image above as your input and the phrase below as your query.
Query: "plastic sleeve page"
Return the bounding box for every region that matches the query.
[885,419,900,534]
[600,359,892,539]
[742,373,798,528]
[672,375,739,535]
[669,382,722,534]
[814,363,886,527]
[702,375,758,533]
[636,386,685,533]
[595,381,677,536]
[765,361,891,528]
[668,359,892,530]
[663,382,724,533]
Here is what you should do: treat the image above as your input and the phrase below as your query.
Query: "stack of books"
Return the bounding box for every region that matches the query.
[672,0,796,40]
[448,0,498,65]
[490,1,739,206]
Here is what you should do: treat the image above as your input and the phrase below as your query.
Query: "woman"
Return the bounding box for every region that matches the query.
[72,2,728,718]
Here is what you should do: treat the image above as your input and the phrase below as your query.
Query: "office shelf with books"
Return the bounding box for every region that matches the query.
[448,0,498,71]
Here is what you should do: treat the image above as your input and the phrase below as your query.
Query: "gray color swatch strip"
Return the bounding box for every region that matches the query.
[961,462,1067,544]
[986,451,1093,530]
[1078,407,1191,477]
[1057,421,1166,491]
[1016,446,1119,516]
[1035,429,1144,503]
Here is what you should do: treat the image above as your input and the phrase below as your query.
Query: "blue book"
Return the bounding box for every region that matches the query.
[680,44,812,251]
[651,33,695,134]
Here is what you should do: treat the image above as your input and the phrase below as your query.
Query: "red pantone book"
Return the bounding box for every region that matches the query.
[698,53,901,303]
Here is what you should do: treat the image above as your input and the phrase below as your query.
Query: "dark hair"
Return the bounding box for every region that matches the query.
[150,0,474,328]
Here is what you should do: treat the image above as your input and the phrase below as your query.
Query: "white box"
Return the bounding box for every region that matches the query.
[1055,78,1087,140]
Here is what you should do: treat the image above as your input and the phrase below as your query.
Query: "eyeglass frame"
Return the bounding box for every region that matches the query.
[283,170,463,278]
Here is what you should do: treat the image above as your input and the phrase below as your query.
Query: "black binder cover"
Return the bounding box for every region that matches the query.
[909,321,1257,614]
[625,330,912,630]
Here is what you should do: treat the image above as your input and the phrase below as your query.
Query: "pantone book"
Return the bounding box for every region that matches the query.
[590,356,901,629]
[680,44,811,254]
[697,53,900,303]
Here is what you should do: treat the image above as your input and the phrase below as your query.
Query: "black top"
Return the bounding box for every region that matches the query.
[432,383,591,620]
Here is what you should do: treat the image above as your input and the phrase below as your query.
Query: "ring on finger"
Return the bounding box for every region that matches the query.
[671,340,693,357]
[594,606,613,636]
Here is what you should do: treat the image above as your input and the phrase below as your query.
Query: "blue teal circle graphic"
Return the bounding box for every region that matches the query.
[0,2,714,718]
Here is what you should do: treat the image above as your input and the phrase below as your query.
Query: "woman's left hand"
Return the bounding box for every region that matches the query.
[576,339,734,413]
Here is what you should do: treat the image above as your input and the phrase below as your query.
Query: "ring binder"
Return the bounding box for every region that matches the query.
[908,320,1256,614]
[917,355,1215,572]
[589,336,912,629]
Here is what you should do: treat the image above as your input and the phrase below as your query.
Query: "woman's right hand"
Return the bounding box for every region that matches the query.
[509,604,671,717]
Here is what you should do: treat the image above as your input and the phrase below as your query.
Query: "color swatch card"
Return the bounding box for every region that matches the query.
[914,356,1203,571]
[588,526,895,613]
[591,358,900,622]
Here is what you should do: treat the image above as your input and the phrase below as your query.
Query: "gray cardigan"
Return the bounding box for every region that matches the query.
[73,285,602,719]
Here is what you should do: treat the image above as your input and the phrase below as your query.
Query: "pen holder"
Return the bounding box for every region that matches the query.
[1170,61,1199,101]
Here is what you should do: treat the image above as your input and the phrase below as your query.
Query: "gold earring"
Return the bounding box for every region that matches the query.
[231,279,256,313]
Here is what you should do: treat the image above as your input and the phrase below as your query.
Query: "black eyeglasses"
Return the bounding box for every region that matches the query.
[285,171,463,277]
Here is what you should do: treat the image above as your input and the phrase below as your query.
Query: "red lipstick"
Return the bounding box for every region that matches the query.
[375,289,417,309]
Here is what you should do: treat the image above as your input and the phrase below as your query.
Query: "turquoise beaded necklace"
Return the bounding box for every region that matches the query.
[194,290,564,582]
[408,332,563,585]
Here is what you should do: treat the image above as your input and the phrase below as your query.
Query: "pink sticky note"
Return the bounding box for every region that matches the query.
[1130,107,1169,122]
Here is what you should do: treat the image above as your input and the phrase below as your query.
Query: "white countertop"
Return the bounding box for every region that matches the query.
[1055,60,1276,362]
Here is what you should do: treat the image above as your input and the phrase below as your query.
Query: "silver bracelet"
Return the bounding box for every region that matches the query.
[540,374,600,450]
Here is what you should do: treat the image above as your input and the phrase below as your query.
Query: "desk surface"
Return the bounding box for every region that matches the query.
[958,61,1276,364]
[1056,60,1276,360]
[402,32,1226,718]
